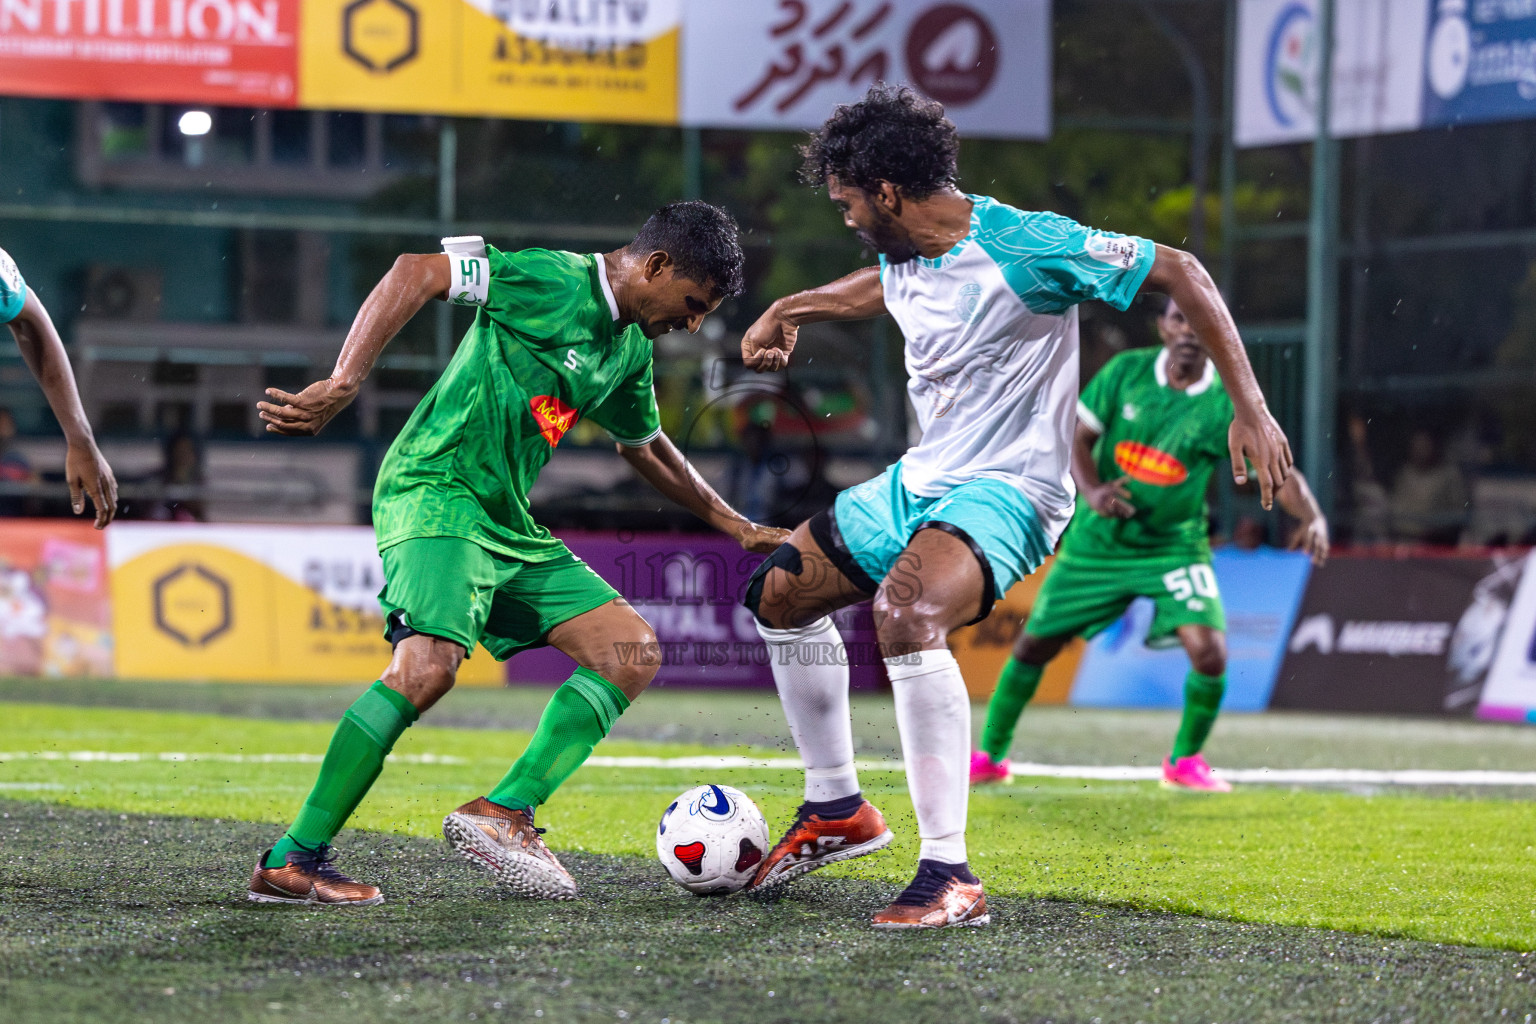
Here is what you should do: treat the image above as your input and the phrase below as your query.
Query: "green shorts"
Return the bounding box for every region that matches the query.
[378,537,620,660]
[1026,552,1225,649]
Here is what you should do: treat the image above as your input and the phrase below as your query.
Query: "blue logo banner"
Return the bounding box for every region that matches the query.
[1068,548,1313,711]
[1422,2,1536,127]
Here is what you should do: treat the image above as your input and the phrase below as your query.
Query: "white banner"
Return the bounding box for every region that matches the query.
[680,0,1050,139]
[1235,0,1430,147]
[1478,550,1536,723]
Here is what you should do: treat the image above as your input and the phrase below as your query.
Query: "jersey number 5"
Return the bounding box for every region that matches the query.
[1163,565,1218,603]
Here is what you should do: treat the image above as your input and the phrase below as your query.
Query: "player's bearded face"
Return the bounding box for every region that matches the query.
[830,180,920,263]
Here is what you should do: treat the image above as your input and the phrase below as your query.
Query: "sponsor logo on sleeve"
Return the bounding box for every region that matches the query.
[448,256,490,306]
[1113,440,1188,486]
[0,249,22,301]
[1085,233,1141,269]
[530,395,579,447]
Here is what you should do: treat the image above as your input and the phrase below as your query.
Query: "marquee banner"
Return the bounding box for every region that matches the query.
[1236,0,1536,147]
[0,0,301,106]
[0,520,112,679]
[298,0,680,125]
[107,522,502,685]
[680,0,1050,138]
[1068,548,1313,712]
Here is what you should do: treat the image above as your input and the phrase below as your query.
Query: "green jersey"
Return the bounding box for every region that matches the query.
[373,246,661,561]
[1060,346,1233,562]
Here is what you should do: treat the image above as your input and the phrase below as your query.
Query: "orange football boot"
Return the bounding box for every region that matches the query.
[871,860,989,929]
[750,799,893,891]
[247,844,383,906]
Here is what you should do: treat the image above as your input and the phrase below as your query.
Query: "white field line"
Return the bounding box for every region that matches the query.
[3,751,1536,787]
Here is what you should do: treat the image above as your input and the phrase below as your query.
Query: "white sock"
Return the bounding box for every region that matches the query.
[886,648,969,865]
[757,616,859,803]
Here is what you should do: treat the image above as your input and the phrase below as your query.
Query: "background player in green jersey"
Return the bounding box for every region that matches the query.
[247,202,787,905]
[971,295,1330,791]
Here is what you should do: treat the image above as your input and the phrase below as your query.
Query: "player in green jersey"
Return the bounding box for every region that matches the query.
[970,295,1329,791]
[246,202,787,905]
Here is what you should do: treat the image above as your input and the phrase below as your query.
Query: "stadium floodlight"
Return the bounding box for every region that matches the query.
[178,110,212,136]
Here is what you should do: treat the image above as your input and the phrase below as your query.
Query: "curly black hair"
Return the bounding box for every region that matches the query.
[799,83,960,199]
[628,200,745,298]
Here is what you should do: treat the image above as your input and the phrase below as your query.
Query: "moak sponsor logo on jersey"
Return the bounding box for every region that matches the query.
[1113,440,1187,486]
[530,395,578,447]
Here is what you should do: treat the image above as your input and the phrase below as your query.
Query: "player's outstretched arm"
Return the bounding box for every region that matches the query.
[741,267,886,372]
[258,254,450,436]
[8,289,117,527]
[1141,245,1292,509]
[618,432,789,553]
[1276,469,1330,566]
[1070,419,1135,519]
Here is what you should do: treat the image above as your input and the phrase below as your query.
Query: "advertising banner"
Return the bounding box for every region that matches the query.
[1271,552,1522,716]
[1236,0,1536,147]
[1068,548,1313,711]
[680,0,1050,139]
[299,0,680,124]
[107,522,500,684]
[0,520,112,678]
[1476,551,1536,722]
[1235,0,1429,147]
[1421,2,1536,129]
[505,531,885,690]
[949,558,1083,705]
[0,0,300,106]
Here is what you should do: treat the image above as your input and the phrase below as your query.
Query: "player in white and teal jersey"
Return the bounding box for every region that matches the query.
[736,85,1294,929]
[0,245,116,527]
[972,295,1330,793]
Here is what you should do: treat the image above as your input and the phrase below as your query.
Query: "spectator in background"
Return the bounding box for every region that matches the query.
[153,431,205,522]
[0,406,37,517]
[1346,413,1392,544]
[1391,428,1468,546]
[1230,514,1268,552]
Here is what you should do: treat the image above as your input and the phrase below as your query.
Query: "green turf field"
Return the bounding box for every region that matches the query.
[4,678,1536,1023]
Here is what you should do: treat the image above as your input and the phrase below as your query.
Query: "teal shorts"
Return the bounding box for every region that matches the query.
[378,537,619,660]
[813,462,1053,620]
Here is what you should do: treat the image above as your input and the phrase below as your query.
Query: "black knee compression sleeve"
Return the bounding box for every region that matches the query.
[742,543,805,624]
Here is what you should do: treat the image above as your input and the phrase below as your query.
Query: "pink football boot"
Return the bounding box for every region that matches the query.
[1161,753,1232,792]
[969,750,1011,785]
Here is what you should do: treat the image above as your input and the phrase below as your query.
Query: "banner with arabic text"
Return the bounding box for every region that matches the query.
[681,0,1050,138]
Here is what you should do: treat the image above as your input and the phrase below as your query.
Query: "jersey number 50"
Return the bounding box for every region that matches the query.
[1162,565,1219,603]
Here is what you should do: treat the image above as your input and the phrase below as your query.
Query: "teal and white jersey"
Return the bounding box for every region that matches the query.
[878,194,1154,543]
[0,247,27,324]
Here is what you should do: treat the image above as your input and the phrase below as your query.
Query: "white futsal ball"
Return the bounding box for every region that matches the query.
[655,784,771,895]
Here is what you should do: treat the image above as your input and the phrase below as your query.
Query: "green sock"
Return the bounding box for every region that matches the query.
[487,668,630,811]
[979,656,1044,762]
[264,681,418,868]
[1172,671,1226,760]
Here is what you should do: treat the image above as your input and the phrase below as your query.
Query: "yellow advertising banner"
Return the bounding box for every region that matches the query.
[949,558,1082,704]
[109,524,501,685]
[299,0,679,124]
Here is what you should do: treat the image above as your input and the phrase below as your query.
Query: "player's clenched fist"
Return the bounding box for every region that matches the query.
[257,378,359,436]
[741,304,799,372]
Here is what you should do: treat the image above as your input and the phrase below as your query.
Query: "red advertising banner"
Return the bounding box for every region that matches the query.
[0,0,298,106]
[0,520,112,678]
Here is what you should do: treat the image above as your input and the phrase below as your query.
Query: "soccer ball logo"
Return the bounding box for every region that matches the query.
[655,784,770,895]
